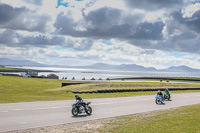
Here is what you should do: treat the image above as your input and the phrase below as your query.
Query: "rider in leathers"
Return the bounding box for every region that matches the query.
[75,94,85,112]
[164,88,170,95]
[157,90,163,101]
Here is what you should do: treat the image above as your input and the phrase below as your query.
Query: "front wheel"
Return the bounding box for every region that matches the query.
[86,106,92,115]
[155,99,158,104]
[72,108,79,116]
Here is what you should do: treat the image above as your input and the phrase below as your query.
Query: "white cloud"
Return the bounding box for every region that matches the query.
[0,0,200,69]
[182,3,200,18]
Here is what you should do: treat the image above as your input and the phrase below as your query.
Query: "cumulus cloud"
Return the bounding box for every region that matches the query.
[22,0,43,6]
[172,9,200,33]
[0,30,17,45]
[0,29,65,47]
[0,3,50,32]
[0,0,200,68]
[0,29,94,51]
[124,0,188,11]
[54,6,164,41]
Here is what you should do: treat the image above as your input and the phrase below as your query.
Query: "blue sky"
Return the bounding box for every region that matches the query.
[0,0,200,69]
[101,40,113,46]
[57,0,84,8]
[57,0,69,8]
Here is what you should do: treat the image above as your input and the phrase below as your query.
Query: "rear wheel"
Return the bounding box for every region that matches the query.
[72,108,79,116]
[168,95,171,100]
[86,106,92,115]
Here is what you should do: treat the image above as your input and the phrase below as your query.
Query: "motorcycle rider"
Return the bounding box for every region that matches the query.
[75,94,85,113]
[157,90,163,101]
[75,94,82,102]
[164,88,170,95]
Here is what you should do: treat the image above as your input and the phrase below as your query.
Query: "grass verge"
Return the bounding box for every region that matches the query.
[99,104,200,133]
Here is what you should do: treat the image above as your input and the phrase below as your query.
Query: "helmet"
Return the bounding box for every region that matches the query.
[158,90,161,93]
[75,94,79,98]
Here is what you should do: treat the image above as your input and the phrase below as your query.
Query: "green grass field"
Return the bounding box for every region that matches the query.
[0,75,200,103]
[0,75,73,103]
[0,67,27,70]
[99,104,200,133]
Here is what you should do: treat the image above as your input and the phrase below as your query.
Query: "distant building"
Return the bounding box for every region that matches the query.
[38,75,46,78]
[21,70,38,77]
[47,74,59,79]
[21,72,29,77]
[27,70,38,77]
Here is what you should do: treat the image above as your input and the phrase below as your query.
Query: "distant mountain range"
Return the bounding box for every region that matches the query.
[0,58,46,67]
[1,58,200,72]
[83,63,200,72]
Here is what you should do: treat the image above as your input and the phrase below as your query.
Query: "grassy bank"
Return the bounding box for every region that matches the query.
[58,81,200,92]
[0,75,200,103]
[0,75,74,103]
[99,104,200,133]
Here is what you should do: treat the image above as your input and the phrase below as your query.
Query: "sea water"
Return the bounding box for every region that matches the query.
[8,66,200,80]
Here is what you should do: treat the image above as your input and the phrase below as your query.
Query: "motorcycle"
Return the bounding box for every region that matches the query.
[71,100,92,116]
[155,95,164,104]
[163,92,171,100]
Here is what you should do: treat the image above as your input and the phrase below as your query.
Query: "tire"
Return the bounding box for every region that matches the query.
[72,108,79,116]
[86,106,92,115]
[164,95,166,99]
[155,99,158,104]
[168,95,171,100]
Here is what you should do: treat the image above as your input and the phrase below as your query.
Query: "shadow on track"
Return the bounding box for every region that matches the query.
[156,103,166,105]
[72,114,92,118]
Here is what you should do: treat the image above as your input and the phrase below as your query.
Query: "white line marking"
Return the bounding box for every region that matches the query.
[141,99,150,101]
[93,98,153,106]
[13,109,22,111]
[1,111,8,113]
[20,122,27,124]
[8,106,71,112]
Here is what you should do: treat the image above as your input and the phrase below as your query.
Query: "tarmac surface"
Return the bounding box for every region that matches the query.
[0,92,200,132]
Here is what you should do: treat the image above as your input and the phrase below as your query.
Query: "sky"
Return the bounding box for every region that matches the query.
[0,0,200,69]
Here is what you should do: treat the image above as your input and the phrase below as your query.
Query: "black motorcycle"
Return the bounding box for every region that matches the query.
[71,100,92,116]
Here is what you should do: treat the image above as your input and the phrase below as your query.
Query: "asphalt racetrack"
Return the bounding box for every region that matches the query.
[0,92,200,132]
